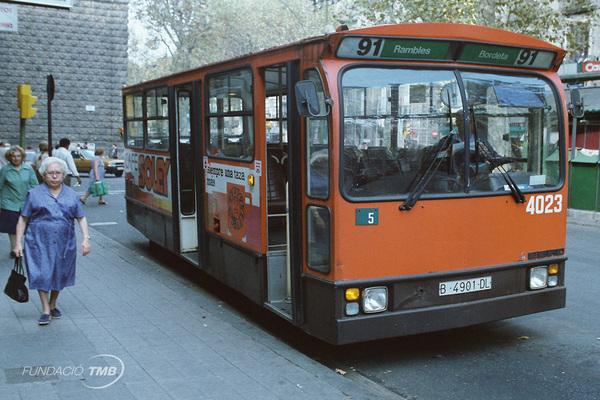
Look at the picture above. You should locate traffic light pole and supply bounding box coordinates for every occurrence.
[19,118,26,148]
[568,88,585,207]
[47,75,55,151]
[47,96,52,151]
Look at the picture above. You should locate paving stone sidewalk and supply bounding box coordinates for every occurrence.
[567,209,600,227]
[0,228,396,400]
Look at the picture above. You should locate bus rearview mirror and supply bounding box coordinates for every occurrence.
[569,88,584,118]
[295,80,321,117]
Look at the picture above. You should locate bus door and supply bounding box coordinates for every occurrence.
[175,84,198,257]
[263,63,301,320]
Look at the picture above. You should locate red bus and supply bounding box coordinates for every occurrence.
[122,23,568,344]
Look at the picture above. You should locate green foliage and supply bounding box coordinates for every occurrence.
[493,0,563,43]
[128,0,332,84]
[332,0,483,26]
[128,0,599,84]
[132,0,211,74]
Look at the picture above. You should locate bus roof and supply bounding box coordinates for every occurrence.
[124,23,565,92]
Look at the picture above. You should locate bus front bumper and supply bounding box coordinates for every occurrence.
[334,287,565,345]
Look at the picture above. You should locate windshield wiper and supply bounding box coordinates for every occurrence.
[477,140,526,203]
[468,106,525,204]
[400,133,456,211]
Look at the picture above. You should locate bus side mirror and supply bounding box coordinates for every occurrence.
[295,80,321,117]
[569,88,584,118]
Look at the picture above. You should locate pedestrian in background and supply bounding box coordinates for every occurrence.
[79,147,107,205]
[110,143,119,159]
[13,157,91,326]
[0,142,10,168]
[34,142,49,183]
[0,145,38,258]
[52,138,81,187]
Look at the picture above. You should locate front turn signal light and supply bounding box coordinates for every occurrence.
[345,288,360,301]
[548,264,559,275]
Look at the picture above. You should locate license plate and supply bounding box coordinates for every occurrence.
[116,167,124,170]
[439,276,492,296]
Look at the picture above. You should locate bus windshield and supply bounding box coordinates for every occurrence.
[341,67,562,200]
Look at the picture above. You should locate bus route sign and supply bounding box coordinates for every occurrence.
[337,37,451,61]
[457,44,555,69]
[336,36,556,70]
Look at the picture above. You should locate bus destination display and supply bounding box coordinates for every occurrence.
[337,37,451,61]
[458,43,555,69]
[336,36,556,69]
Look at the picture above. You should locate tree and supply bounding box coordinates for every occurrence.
[129,0,333,83]
[133,0,212,73]
[208,0,329,62]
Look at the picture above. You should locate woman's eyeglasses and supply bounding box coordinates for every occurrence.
[45,171,63,176]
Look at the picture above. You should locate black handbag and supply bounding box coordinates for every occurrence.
[4,257,29,303]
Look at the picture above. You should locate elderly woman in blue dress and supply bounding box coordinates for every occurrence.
[13,157,91,325]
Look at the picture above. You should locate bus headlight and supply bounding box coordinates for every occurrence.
[529,267,548,290]
[362,287,388,313]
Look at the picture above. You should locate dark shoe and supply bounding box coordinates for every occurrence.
[98,200,107,205]
[50,308,62,319]
[9,251,16,259]
[38,314,50,325]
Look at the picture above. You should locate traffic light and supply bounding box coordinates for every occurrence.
[17,84,38,119]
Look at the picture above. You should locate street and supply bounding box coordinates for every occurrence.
[74,175,146,253]
[82,175,600,400]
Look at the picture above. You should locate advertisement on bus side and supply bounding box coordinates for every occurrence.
[204,159,261,250]
[123,150,172,214]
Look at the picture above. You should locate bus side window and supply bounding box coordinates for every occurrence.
[146,87,170,151]
[207,69,254,161]
[125,93,144,149]
[305,69,329,199]
[307,205,331,273]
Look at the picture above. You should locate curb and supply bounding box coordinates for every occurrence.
[567,209,600,227]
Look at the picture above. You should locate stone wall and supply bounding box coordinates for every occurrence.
[0,0,128,149]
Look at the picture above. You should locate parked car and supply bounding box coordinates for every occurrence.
[71,149,124,177]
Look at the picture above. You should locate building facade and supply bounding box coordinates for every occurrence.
[0,0,128,148]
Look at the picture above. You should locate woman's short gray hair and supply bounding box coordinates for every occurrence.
[39,156,68,176]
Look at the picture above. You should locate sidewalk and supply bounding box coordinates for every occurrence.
[0,229,397,400]
[567,209,600,227]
